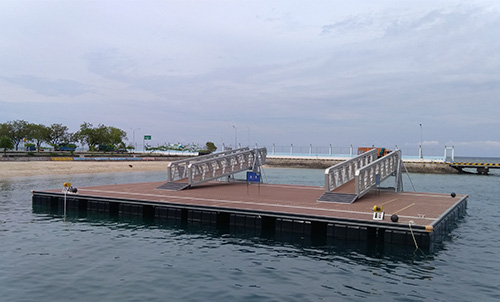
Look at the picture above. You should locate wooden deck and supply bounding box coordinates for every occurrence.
[32,180,468,249]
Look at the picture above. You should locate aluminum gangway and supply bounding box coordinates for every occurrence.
[159,147,267,190]
[319,148,402,203]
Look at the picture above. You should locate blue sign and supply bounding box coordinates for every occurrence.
[247,172,261,183]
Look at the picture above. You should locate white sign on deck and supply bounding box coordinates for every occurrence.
[373,211,385,220]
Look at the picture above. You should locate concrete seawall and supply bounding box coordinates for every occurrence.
[265,157,459,174]
[1,154,458,174]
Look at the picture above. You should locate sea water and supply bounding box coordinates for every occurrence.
[1,167,499,302]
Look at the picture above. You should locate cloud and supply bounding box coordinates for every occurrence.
[321,15,376,36]
[0,76,92,97]
[423,140,440,146]
[448,140,500,148]
[83,49,138,81]
[2,2,500,156]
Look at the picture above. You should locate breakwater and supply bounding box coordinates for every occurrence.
[265,156,459,174]
[0,155,458,174]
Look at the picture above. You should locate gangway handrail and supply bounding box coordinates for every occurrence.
[324,148,378,192]
[187,147,267,186]
[355,149,402,199]
[167,147,250,182]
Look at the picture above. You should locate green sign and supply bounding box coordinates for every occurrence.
[144,135,152,140]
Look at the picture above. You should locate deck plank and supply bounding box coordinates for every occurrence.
[42,180,466,229]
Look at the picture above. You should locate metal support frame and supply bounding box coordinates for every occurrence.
[187,147,266,186]
[355,149,402,199]
[444,146,455,162]
[167,147,250,182]
[167,147,267,188]
[324,148,378,192]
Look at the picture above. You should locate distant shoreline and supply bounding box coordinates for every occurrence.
[0,160,169,178]
[0,155,460,178]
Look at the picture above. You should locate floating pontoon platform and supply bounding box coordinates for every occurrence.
[31,148,467,249]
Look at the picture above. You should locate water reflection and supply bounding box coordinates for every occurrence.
[33,205,434,264]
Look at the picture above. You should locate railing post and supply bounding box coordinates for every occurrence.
[272,143,275,154]
[309,144,312,155]
[329,144,332,155]
[290,144,293,155]
[188,165,193,186]
[395,151,403,192]
[350,145,353,157]
[355,171,361,195]
[325,172,331,192]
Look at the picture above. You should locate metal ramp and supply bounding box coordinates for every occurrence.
[158,147,267,190]
[156,182,190,191]
[317,192,357,203]
[320,148,402,202]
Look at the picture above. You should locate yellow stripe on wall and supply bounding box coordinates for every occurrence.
[51,157,74,161]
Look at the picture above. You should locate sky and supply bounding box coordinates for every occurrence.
[1,0,500,157]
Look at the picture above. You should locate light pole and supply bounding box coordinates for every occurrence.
[419,123,423,159]
[130,128,140,152]
[232,125,237,149]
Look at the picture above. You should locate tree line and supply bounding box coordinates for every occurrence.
[0,120,127,152]
[0,119,218,155]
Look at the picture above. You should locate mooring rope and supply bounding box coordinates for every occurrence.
[403,162,417,192]
[408,220,419,250]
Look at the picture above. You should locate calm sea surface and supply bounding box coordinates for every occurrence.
[1,167,499,302]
